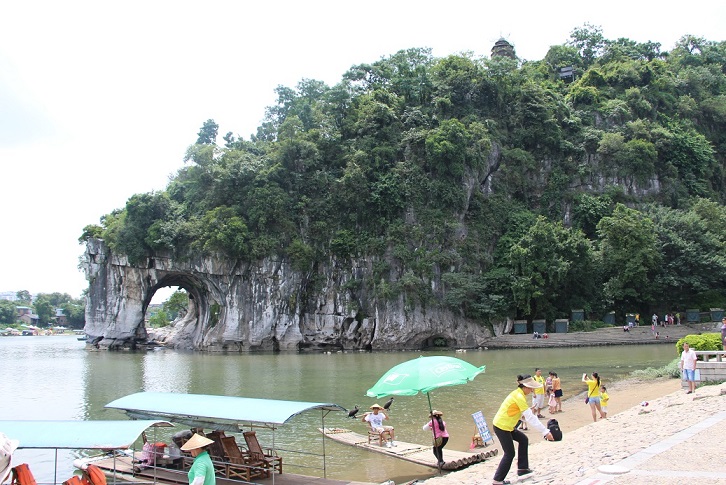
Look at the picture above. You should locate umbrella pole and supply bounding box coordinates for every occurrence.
[426,393,442,474]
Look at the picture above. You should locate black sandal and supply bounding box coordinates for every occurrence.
[518,468,534,476]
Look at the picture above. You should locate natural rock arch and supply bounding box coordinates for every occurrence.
[82,238,497,351]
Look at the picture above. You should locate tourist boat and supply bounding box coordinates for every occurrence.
[96,392,353,484]
[0,420,172,485]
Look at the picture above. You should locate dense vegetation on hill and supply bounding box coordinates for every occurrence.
[81,25,726,325]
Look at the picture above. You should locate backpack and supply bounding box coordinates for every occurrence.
[11,464,37,485]
[546,418,563,441]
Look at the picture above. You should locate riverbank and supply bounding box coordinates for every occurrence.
[416,377,726,484]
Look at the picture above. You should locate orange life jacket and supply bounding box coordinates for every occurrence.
[62,475,86,485]
[82,465,107,485]
[11,464,37,485]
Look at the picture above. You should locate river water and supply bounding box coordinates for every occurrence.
[1,336,678,484]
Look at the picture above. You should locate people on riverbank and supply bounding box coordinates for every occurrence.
[550,372,562,413]
[491,375,554,485]
[582,372,605,422]
[423,410,449,468]
[679,342,698,394]
[531,368,545,418]
[600,386,609,418]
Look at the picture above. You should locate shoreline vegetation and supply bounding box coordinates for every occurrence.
[417,360,724,485]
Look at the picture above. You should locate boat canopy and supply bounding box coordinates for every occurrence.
[0,420,172,449]
[105,392,346,431]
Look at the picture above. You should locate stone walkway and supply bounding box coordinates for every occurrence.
[480,322,716,349]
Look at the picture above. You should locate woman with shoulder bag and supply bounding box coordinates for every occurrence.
[422,410,449,469]
[582,372,605,422]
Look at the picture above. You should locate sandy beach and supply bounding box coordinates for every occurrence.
[417,376,726,485]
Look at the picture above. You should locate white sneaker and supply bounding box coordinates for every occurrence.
[385,442,392,448]
[391,441,397,447]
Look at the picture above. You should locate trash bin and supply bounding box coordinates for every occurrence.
[571,309,584,321]
[686,309,700,323]
[514,320,527,334]
[711,309,724,322]
[626,313,635,324]
[533,320,546,334]
[602,311,615,325]
[555,319,568,333]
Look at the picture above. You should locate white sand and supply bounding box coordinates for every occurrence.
[416,378,726,484]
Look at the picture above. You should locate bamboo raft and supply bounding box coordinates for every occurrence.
[319,428,497,471]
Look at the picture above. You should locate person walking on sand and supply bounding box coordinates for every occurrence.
[582,372,605,421]
[422,410,449,468]
[679,342,698,394]
[491,375,554,485]
[550,372,563,412]
[531,368,546,418]
[600,386,609,418]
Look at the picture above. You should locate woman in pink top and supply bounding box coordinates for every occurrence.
[423,409,450,468]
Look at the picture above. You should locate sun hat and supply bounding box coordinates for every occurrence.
[430,410,443,416]
[180,433,214,451]
[518,376,543,389]
[0,433,20,484]
[370,404,383,410]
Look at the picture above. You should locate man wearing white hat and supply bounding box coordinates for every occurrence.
[180,433,216,485]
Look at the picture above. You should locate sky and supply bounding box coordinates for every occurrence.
[1,1,724,300]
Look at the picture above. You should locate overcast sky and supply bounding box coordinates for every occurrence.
[1,1,724,300]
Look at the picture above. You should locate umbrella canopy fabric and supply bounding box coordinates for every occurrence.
[366,356,485,398]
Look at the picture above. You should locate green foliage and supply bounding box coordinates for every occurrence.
[148,310,170,328]
[598,204,660,316]
[33,298,54,325]
[631,358,681,379]
[0,300,17,325]
[162,291,189,320]
[675,333,723,354]
[82,31,726,324]
[15,290,31,304]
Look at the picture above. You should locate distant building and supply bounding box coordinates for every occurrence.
[55,308,68,326]
[491,38,516,59]
[0,291,16,301]
[17,306,32,317]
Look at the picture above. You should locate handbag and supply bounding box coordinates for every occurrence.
[585,387,594,404]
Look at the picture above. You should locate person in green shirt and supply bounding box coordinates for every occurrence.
[181,433,216,485]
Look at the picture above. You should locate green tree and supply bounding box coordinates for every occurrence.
[162,290,189,320]
[15,290,31,303]
[196,119,219,145]
[33,298,54,325]
[148,310,170,328]
[60,301,85,328]
[0,300,17,324]
[597,204,660,318]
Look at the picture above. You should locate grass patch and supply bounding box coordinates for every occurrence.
[630,358,681,379]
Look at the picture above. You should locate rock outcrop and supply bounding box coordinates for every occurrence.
[82,238,497,351]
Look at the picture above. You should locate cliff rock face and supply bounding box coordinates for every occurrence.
[82,238,496,351]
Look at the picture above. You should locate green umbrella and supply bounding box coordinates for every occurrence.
[365,356,485,469]
[366,355,486,398]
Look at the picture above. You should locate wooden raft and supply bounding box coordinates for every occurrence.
[319,428,497,471]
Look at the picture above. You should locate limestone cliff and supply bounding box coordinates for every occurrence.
[82,238,498,351]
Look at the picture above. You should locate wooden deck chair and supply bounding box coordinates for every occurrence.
[203,431,228,475]
[219,436,267,481]
[242,431,282,474]
[362,413,392,446]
